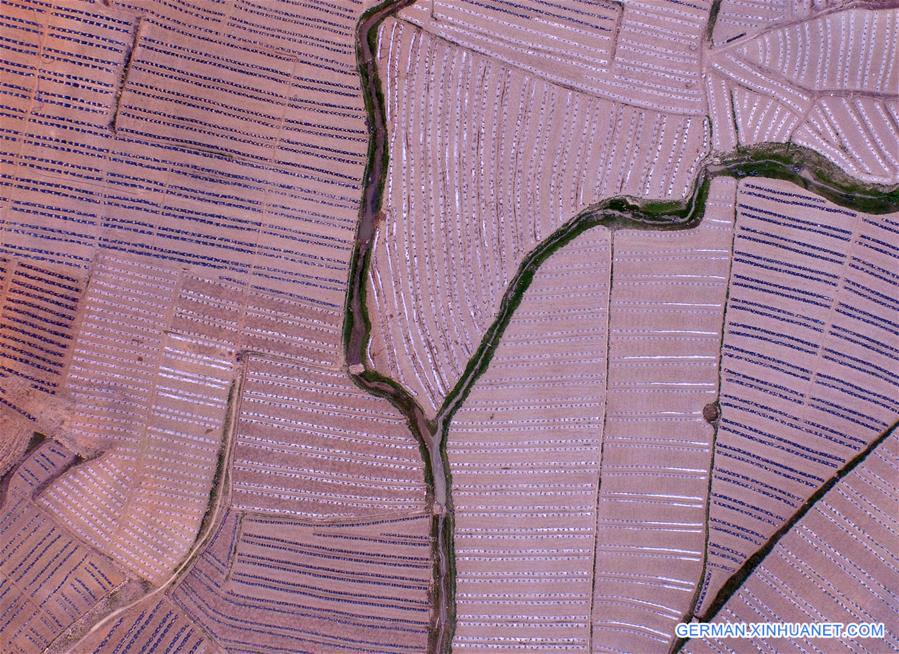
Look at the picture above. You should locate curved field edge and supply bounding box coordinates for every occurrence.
[343,2,899,652]
[670,420,898,653]
[437,140,899,423]
[47,378,241,654]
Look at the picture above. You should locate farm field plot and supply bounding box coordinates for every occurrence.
[438,174,896,654]
[169,511,434,653]
[0,378,71,481]
[443,180,738,653]
[0,0,382,583]
[230,354,427,517]
[0,0,392,628]
[447,227,611,652]
[82,596,219,654]
[711,0,847,46]
[366,15,708,415]
[397,0,710,115]
[0,0,371,305]
[686,429,899,653]
[2,439,76,505]
[0,255,83,470]
[590,179,736,652]
[0,441,130,654]
[169,272,346,369]
[0,257,85,406]
[697,178,899,614]
[31,252,239,585]
[78,510,434,654]
[705,7,899,183]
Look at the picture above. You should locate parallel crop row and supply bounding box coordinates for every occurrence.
[39,254,237,584]
[447,228,611,652]
[0,0,366,306]
[591,178,737,651]
[697,178,899,614]
[687,430,898,652]
[231,355,427,517]
[0,441,128,654]
[366,17,709,415]
[706,8,899,185]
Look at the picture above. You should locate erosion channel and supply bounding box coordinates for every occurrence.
[344,1,899,652]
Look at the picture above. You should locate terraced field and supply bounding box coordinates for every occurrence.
[447,227,611,651]
[590,179,737,651]
[366,14,709,415]
[687,428,899,653]
[697,178,899,616]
